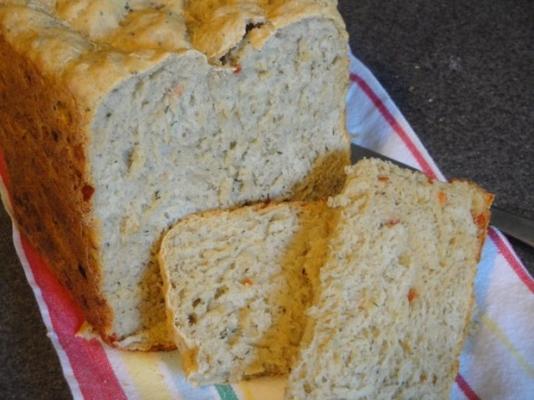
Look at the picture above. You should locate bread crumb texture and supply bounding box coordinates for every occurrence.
[0,0,349,348]
[160,202,335,385]
[286,158,493,400]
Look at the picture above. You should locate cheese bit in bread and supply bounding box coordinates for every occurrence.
[286,158,493,400]
[159,202,335,385]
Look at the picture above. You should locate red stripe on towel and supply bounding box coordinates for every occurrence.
[456,374,481,400]
[349,73,437,179]
[20,235,126,400]
[488,228,534,293]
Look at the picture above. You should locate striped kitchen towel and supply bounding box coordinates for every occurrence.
[0,52,532,400]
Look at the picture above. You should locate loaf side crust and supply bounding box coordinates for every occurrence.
[447,177,494,384]
[0,34,115,340]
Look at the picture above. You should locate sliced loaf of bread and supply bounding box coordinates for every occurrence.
[0,0,349,349]
[159,202,334,385]
[286,159,493,399]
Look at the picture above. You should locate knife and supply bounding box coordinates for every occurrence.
[351,143,534,248]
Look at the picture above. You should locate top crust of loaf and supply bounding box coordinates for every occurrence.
[0,0,346,107]
[286,158,493,400]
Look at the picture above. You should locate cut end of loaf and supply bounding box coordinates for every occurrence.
[286,158,493,400]
[159,202,334,385]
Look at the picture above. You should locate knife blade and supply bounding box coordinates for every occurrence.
[350,143,534,248]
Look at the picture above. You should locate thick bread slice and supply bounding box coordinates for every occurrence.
[0,0,349,349]
[159,202,334,385]
[286,159,493,399]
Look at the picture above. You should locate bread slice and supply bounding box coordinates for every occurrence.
[286,159,493,399]
[0,1,349,348]
[159,202,334,385]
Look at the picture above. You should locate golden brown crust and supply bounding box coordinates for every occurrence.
[450,178,494,261]
[185,0,346,61]
[0,34,115,343]
[448,180,494,386]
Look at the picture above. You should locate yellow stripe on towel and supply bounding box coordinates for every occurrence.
[481,314,534,377]
[119,352,176,400]
[235,377,286,400]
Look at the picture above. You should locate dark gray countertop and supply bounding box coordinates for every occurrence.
[1,1,532,399]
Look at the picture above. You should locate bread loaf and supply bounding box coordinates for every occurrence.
[286,159,493,399]
[159,202,334,384]
[0,0,349,349]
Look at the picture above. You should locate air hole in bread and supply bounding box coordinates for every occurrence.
[219,22,265,67]
[78,264,87,280]
[245,22,263,35]
[51,129,61,142]
[187,314,197,325]
[214,286,228,299]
